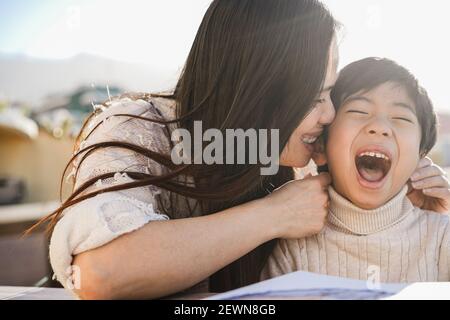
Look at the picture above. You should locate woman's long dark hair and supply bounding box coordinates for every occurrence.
[28,0,337,292]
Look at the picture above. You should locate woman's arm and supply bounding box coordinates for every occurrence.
[74,198,274,299]
[73,174,331,300]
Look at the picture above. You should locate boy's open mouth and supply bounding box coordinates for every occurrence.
[355,151,392,185]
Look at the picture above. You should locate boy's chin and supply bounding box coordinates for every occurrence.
[349,182,404,210]
[338,177,396,210]
[348,193,391,210]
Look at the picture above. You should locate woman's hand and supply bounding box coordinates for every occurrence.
[264,173,331,239]
[407,157,450,213]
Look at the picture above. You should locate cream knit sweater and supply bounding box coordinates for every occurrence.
[260,186,450,283]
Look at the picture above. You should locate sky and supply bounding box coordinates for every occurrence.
[1,0,449,111]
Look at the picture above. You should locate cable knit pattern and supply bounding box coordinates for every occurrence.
[261,186,450,283]
[49,96,206,297]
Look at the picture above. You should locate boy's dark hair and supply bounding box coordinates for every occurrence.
[330,57,438,157]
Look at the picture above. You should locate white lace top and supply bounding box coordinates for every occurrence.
[49,95,206,297]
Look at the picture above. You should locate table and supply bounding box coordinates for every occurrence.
[0,286,74,300]
[4,283,450,300]
[0,286,216,300]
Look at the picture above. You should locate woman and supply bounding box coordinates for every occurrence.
[30,0,449,299]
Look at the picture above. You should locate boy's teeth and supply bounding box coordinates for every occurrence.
[358,151,390,161]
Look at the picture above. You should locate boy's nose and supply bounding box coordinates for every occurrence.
[368,129,390,137]
[365,119,392,137]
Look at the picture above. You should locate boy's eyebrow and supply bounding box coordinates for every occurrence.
[344,96,417,114]
[392,102,416,114]
[343,96,372,105]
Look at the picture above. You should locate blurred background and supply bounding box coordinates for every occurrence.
[0,0,449,287]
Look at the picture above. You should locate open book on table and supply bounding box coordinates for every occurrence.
[207,271,450,300]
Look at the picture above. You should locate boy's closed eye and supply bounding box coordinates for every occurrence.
[392,115,415,124]
[344,106,417,125]
[342,95,418,121]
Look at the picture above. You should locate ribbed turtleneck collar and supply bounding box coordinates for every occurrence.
[327,186,413,235]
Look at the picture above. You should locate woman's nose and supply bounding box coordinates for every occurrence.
[319,100,336,126]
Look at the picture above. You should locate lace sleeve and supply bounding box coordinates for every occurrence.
[49,97,174,292]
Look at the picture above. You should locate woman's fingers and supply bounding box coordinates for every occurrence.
[317,172,332,190]
[407,158,449,212]
[415,156,433,170]
[411,163,447,182]
[423,187,450,200]
[412,175,450,190]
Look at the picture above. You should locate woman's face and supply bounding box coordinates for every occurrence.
[280,40,338,168]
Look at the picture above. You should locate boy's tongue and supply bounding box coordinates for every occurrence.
[358,166,385,182]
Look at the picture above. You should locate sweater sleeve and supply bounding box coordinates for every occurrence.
[438,216,450,281]
[49,97,173,293]
[259,239,296,281]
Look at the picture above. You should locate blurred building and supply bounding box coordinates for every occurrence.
[1,85,122,204]
[430,113,450,169]
[32,85,123,138]
[0,86,122,287]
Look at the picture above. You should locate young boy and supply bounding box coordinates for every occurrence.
[261,57,449,283]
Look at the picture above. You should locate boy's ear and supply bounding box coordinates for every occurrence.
[312,150,327,167]
[312,135,327,167]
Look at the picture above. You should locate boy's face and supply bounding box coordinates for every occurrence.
[326,82,422,209]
